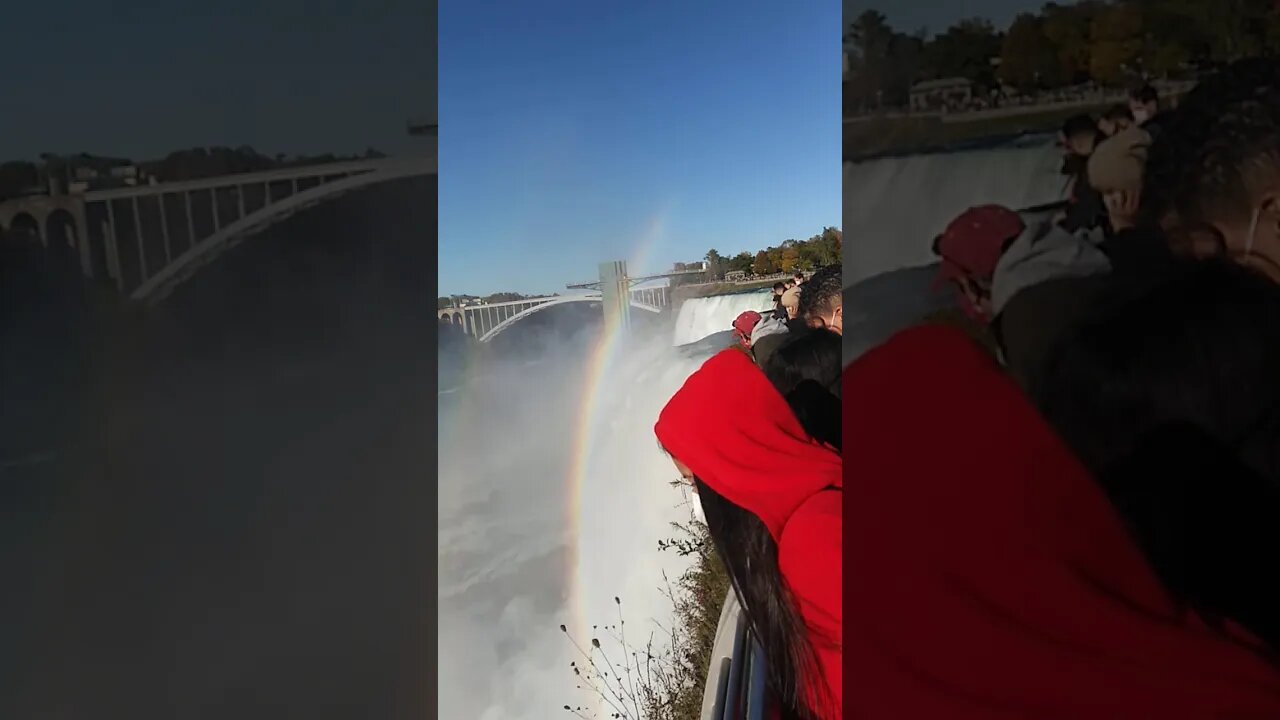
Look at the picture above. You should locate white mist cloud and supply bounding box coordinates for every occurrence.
[438,321,709,719]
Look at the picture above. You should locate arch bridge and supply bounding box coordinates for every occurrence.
[437,284,670,343]
[0,153,437,304]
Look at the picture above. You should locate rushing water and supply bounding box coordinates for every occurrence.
[844,136,1067,284]
[670,289,774,346]
[436,289,757,719]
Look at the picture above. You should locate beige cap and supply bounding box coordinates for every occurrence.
[1088,126,1152,194]
[781,286,802,311]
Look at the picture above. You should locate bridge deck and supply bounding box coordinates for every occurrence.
[85,154,436,201]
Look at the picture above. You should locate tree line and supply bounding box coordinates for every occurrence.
[439,227,841,309]
[694,226,842,282]
[846,0,1280,112]
[437,292,557,310]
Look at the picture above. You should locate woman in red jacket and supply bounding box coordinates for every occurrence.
[843,324,1280,718]
[655,348,841,719]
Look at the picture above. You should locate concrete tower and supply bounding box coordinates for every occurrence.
[598,260,631,336]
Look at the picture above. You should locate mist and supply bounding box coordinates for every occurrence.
[438,308,712,719]
[0,177,436,718]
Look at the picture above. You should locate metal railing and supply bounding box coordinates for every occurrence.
[701,590,769,720]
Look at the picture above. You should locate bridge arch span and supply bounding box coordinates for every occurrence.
[478,295,659,344]
[45,208,77,246]
[5,212,41,242]
[129,156,435,304]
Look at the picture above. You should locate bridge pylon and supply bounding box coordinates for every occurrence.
[599,260,631,336]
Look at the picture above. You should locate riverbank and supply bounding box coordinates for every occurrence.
[845,103,1110,162]
[846,86,1194,162]
[672,278,778,304]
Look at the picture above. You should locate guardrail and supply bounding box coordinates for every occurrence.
[701,590,769,720]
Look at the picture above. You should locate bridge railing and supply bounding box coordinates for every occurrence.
[438,286,672,342]
[85,157,428,202]
[91,156,436,300]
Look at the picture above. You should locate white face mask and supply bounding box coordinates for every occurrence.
[1133,109,1150,125]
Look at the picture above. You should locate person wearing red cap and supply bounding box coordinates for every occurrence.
[731,310,763,350]
[655,349,841,718]
[932,204,1027,323]
[843,324,1280,718]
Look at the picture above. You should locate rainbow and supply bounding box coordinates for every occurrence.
[441,206,674,666]
[563,207,670,645]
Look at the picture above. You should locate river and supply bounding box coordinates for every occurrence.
[0,176,436,718]
[436,290,752,719]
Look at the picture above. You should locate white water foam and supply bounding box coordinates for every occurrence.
[671,290,774,346]
[844,137,1067,284]
[437,325,709,720]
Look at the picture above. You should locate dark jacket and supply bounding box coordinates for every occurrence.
[990,220,1112,391]
[749,333,784,368]
[1098,225,1175,275]
[1061,167,1108,234]
[995,225,1175,392]
[995,273,1112,393]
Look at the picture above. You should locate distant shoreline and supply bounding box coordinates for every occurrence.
[672,279,779,304]
[845,86,1192,163]
[845,102,1109,163]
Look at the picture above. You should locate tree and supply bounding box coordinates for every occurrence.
[1089,2,1145,85]
[923,18,1003,90]
[767,247,785,274]
[438,296,454,309]
[729,252,754,274]
[1000,13,1062,90]
[1042,1,1101,85]
[779,247,801,273]
[0,161,39,200]
[704,249,725,282]
[485,292,526,304]
[1165,0,1272,64]
[752,250,776,275]
[846,10,896,110]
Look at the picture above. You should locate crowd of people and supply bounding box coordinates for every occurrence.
[843,57,1280,716]
[656,264,843,718]
[646,57,1280,719]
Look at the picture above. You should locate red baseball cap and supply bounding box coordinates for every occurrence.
[732,311,763,339]
[932,205,1025,289]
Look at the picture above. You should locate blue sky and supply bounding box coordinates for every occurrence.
[0,0,435,162]
[439,1,840,297]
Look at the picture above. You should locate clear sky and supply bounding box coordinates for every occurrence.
[439,1,840,298]
[0,0,435,162]
[844,0,1045,36]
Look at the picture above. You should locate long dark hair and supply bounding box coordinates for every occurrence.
[694,478,829,718]
[763,328,842,398]
[763,330,842,450]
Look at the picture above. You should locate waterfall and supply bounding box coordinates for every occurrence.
[671,290,775,346]
[844,136,1068,284]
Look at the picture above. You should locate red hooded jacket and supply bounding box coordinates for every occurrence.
[843,325,1280,718]
[655,348,842,717]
